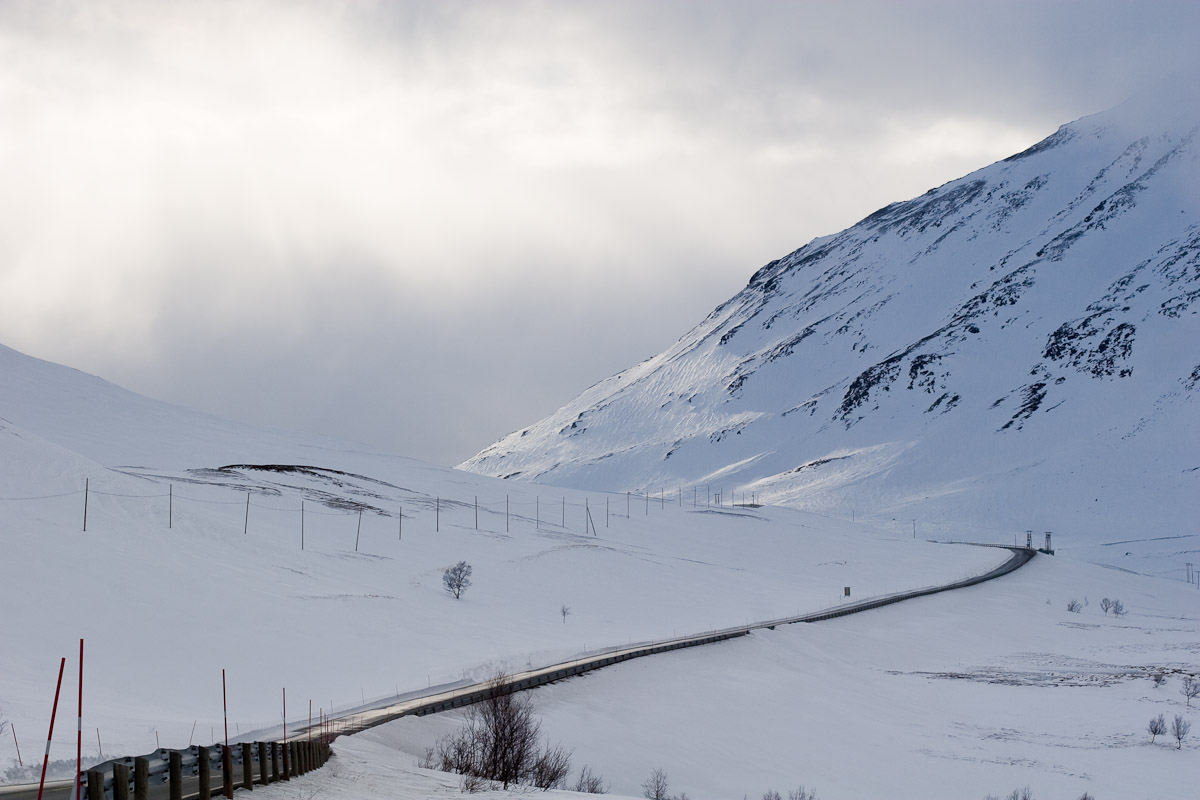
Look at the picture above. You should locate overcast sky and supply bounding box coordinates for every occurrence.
[1,0,1197,466]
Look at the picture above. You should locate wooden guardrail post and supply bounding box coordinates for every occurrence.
[87,769,105,800]
[221,744,234,798]
[169,749,183,800]
[270,741,279,783]
[258,741,269,785]
[241,743,253,790]
[113,762,131,800]
[134,756,150,800]
[197,745,211,800]
[281,741,290,780]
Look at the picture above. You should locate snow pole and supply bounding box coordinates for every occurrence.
[355,510,361,552]
[222,669,229,747]
[244,492,250,535]
[96,729,101,757]
[189,721,196,747]
[12,723,21,765]
[74,639,82,800]
[36,657,66,800]
[169,484,173,529]
[82,479,88,532]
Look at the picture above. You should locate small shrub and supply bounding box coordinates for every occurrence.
[1171,714,1191,749]
[443,561,473,599]
[1099,597,1113,615]
[1151,672,1167,688]
[573,764,608,794]
[1066,599,1082,613]
[1149,713,1167,743]
[1111,598,1126,616]
[642,768,670,800]
[1181,676,1199,707]
[788,788,817,800]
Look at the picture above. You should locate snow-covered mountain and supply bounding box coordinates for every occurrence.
[462,80,1200,554]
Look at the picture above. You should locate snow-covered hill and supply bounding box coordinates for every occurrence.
[0,337,1005,787]
[462,80,1200,573]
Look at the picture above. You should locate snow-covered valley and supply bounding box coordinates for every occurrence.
[2,79,1198,800]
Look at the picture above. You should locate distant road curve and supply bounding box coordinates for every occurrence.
[338,545,1036,732]
[1,545,1035,800]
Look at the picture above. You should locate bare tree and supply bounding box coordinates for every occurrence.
[788,787,818,800]
[529,741,572,789]
[573,764,608,794]
[1005,788,1034,800]
[1152,671,1167,688]
[762,791,782,800]
[561,605,571,624]
[1066,599,1082,613]
[1148,713,1167,743]
[642,768,670,800]
[427,671,571,789]
[1171,714,1191,749]
[443,561,473,599]
[1181,676,1199,707]
[1099,597,1113,615]
[1111,598,1126,616]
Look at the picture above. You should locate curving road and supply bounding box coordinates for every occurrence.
[2,545,1035,800]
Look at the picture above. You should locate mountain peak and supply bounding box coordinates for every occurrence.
[462,88,1200,544]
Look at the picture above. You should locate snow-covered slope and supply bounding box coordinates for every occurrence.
[0,337,1003,785]
[462,80,1200,569]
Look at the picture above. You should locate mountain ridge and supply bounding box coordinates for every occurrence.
[461,82,1200,552]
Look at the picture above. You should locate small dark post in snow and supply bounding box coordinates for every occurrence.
[844,586,851,597]
[300,502,304,550]
[912,519,916,538]
[169,750,183,800]
[112,762,131,800]
[241,743,253,790]
[169,484,173,529]
[244,493,250,535]
[258,741,269,785]
[134,756,150,800]
[398,507,402,541]
[83,478,89,531]
[436,497,440,532]
[197,746,210,799]
[355,509,362,552]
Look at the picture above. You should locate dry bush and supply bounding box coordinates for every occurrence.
[573,764,608,793]
[427,671,572,789]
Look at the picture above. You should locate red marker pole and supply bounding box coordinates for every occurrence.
[75,639,83,800]
[37,657,66,800]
